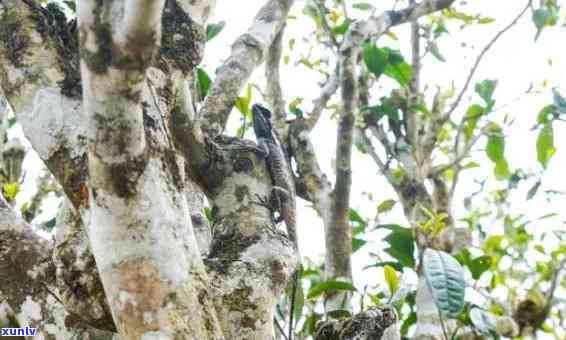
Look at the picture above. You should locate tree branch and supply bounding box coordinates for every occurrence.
[342,0,456,51]
[305,66,340,131]
[441,0,531,121]
[265,25,287,135]
[200,0,295,137]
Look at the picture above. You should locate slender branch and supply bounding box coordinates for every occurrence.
[407,0,420,147]
[544,257,566,311]
[305,66,340,131]
[429,129,484,177]
[325,31,358,282]
[200,0,295,137]
[315,0,340,49]
[265,25,287,135]
[342,0,456,52]
[274,316,289,340]
[358,128,396,184]
[442,0,532,121]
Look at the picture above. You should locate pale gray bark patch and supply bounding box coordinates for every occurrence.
[53,200,115,332]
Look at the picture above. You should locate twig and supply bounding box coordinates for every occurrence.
[315,0,340,49]
[274,316,289,340]
[443,0,532,121]
[305,66,340,130]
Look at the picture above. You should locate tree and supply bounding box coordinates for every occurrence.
[1,0,565,340]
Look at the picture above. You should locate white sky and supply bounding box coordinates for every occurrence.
[9,0,565,336]
[203,0,566,275]
[202,2,566,334]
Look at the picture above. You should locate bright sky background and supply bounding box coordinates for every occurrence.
[8,0,565,337]
[201,0,565,272]
[202,1,566,330]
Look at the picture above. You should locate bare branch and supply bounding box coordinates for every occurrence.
[342,0,456,51]
[305,66,340,131]
[200,0,295,137]
[265,25,287,134]
[441,0,531,121]
[429,129,484,177]
[407,0,420,147]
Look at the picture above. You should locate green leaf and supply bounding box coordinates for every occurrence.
[352,2,373,11]
[469,256,492,280]
[429,42,446,62]
[196,68,212,100]
[332,19,352,35]
[43,217,57,231]
[553,88,566,115]
[63,0,76,13]
[378,224,416,268]
[384,265,400,295]
[352,238,367,253]
[486,133,505,163]
[349,208,366,227]
[537,104,555,124]
[485,127,511,179]
[2,182,19,201]
[235,85,253,117]
[363,43,387,78]
[475,79,497,110]
[291,279,304,325]
[383,49,412,86]
[526,180,541,200]
[464,104,484,141]
[377,199,396,214]
[537,122,555,168]
[533,8,550,40]
[384,62,412,87]
[206,21,226,41]
[203,207,213,223]
[307,280,356,299]
[494,160,510,180]
[422,249,466,318]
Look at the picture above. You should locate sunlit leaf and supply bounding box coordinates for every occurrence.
[307,280,356,299]
[363,43,387,78]
[384,265,400,295]
[352,3,373,11]
[2,182,19,201]
[377,199,396,214]
[537,122,555,168]
[206,21,226,41]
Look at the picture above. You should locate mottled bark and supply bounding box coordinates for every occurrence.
[314,307,399,340]
[1,0,300,339]
[0,193,116,340]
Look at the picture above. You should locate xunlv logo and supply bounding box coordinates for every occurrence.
[1,326,37,336]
